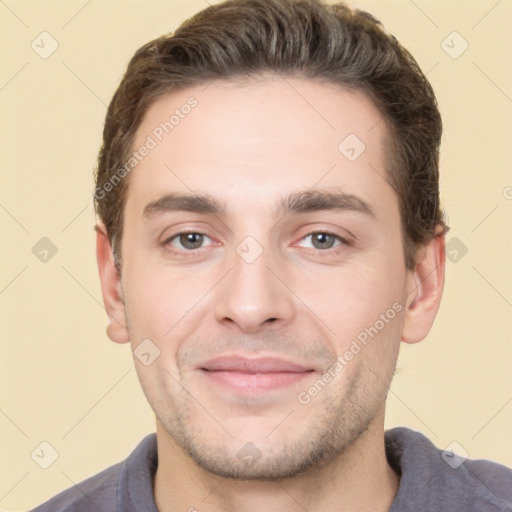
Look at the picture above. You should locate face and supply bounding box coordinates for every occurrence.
[109,75,422,479]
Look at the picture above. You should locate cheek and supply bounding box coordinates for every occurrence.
[295,262,405,350]
[122,262,217,341]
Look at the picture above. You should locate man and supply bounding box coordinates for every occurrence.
[33,0,512,510]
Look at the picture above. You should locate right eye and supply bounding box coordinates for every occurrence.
[164,232,214,251]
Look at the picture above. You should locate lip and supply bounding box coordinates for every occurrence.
[197,355,314,393]
[198,355,312,373]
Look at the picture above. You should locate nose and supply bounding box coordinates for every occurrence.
[214,246,296,333]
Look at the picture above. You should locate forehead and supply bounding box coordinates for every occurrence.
[127,75,396,217]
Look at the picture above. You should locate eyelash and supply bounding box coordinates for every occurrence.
[162,230,350,254]
[298,231,350,252]
[162,232,215,252]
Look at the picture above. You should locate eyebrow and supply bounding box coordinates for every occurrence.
[279,189,376,218]
[142,193,226,218]
[142,189,375,220]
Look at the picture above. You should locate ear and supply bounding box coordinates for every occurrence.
[402,232,445,344]
[95,222,130,344]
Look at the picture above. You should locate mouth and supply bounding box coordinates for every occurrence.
[197,355,315,393]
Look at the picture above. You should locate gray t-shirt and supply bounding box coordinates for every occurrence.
[31,427,512,511]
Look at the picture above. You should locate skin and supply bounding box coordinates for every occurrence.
[97,74,445,512]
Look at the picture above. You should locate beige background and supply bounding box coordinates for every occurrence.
[1,0,511,510]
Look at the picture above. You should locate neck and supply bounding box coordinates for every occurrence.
[153,408,399,512]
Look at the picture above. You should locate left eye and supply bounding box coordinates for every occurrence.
[299,232,345,250]
[166,232,213,250]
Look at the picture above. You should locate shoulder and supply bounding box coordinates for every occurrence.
[30,462,121,512]
[31,433,158,512]
[386,427,512,512]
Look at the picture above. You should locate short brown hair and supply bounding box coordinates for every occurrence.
[94,0,448,270]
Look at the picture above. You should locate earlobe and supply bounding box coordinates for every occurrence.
[95,223,130,344]
[401,233,446,344]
